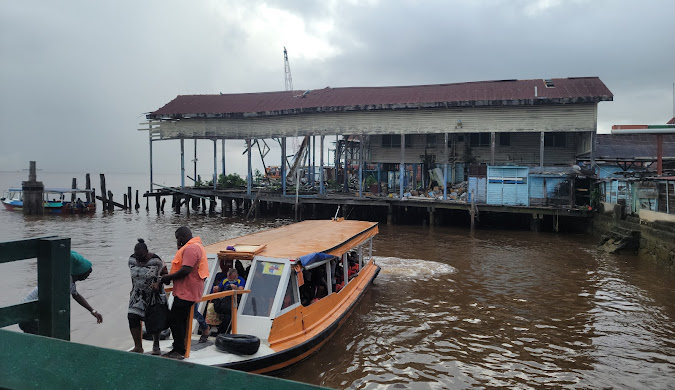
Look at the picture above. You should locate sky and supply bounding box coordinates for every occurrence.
[1,0,674,179]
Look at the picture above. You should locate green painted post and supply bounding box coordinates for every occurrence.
[37,237,71,340]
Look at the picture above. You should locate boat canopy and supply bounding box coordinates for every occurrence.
[297,252,334,267]
[7,187,94,193]
[204,220,378,260]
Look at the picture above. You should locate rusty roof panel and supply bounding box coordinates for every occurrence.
[149,77,613,119]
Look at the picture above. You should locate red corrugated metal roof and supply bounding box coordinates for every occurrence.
[668,117,675,125]
[149,77,613,119]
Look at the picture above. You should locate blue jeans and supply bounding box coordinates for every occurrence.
[194,305,208,331]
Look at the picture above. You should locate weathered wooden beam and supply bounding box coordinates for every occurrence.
[95,195,125,210]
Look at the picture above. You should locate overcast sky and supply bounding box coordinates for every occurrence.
[1,0,673,179]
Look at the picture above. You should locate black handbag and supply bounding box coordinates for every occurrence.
[145,292,169,334]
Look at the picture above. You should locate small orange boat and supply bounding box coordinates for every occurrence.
[150,219,380,373]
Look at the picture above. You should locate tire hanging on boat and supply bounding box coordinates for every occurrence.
[215,334,260,355]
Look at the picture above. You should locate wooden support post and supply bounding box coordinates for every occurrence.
[429,207,435,226]
[186,196,191,216]
[377,163,381,195]
[470,191,476,230]
[320,135,325,195]
[221,139,226,177]
[358,134,363,198]
[155,196,161,214]
[71,178,77,202]
[193,139,198,184]
[201,198,206,213]
[387,204,393,225]
[107,191,114,212]
[180,139,185,189]
[400,133,405,199]
[149,127,154,192]
[412,163,416,190]
[311,135,316,187]
[657,134,664,175]
[100,175,107,209]
[490,132,496,166]
[161,198,166,212]
[127,187,132,210]
[231,293,238,334]
[135,190,140,209]
[444,133,449,200]
[213,139,218,190]
[281,137,287,196]
[123,194,128,209]
[85,174,91,203]
[540,131,545,167]
[184,304,194,358]
[145,191,149,211]
[246,139,252,196]
[343,138,349,193]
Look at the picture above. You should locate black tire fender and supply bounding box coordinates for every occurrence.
[215,334,261,355]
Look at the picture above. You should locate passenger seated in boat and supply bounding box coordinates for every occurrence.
[212,268,245,293]
[76,198,84,209]
[347,253,360,280]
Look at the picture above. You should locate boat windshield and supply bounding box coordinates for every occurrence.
[242,261,285,317]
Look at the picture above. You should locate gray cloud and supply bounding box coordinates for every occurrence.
[1,0,673,178]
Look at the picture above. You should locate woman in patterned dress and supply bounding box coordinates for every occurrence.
[128,238,167,354]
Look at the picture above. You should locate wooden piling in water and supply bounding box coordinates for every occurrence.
[127,187,132,209]
[201,198,206,214]
[135,190,140,210]
[100,174,108,210]
[161,198,166,212]
[145,191,149,211]
[107,191,114,212]
[155,195,161,214]
[123,194,128,209]
[71,178,77,202]
[85,174,91,203]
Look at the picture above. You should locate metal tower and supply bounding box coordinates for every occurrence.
[284,47,293,92]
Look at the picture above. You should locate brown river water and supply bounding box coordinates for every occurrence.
[1,172,674,389]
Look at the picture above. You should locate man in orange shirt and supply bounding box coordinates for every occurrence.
[161,226,209,359]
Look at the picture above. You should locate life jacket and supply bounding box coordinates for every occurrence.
[170,236,210,279]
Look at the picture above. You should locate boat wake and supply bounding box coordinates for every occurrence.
[373,256,456,279]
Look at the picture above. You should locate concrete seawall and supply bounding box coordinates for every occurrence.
[591,204,675,268]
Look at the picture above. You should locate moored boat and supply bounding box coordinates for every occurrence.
[1,188,96,214]
[148,219,380,373]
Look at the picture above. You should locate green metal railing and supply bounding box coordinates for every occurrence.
[0,330,327,390]
[0,236,329,389]
[0,235,71,339]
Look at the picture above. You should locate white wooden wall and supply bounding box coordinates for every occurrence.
[152,104,598,140]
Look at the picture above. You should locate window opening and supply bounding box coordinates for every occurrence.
[544,133,567,147]
[242,261,284,317]
[382,134,413,148]
[499,133,511,147]
[470,133,490,147]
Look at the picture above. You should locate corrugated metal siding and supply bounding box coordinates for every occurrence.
[598,165,628,179]
[486,166,529,206]
[454,163,465,183]
[468,177,487,203]
[155,104,598,140]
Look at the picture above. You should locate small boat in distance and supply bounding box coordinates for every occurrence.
[1,187,96,214]
[150,219,380,374]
